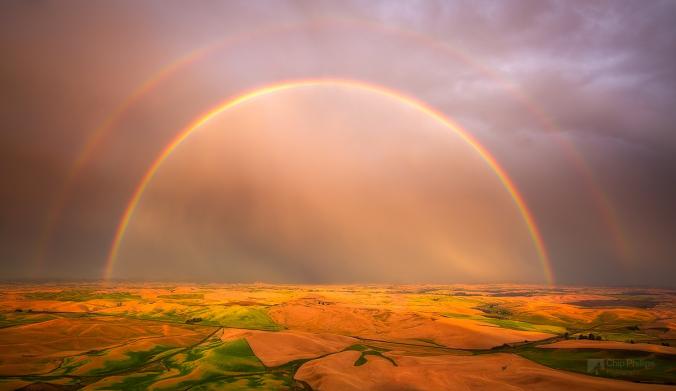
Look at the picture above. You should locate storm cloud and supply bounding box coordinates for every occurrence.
[1,0,675,286]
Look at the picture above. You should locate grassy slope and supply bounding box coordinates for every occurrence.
[517,347,675,385]
[0,312,58,328]
[123,305,281,330]
[24,290,141,302]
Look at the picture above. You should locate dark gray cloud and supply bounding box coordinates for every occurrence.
[1,0,675,286]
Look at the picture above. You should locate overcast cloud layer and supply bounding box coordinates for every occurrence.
[1,0,675,286]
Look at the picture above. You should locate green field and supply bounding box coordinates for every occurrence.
[118,304,281,330]
[157,293,205,300]
[24,290,141,302]
[518,348,675,385]
[0,312,58,328]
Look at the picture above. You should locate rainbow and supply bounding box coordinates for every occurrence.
[38,18,625,277]
[30,46,214,272]
[31,22,301,272]
[104,78,555,284]
[383,23,630,260]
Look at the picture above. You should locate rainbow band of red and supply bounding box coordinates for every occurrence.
[104,79,554,284]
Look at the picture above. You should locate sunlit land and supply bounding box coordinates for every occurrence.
[1,2,675,390]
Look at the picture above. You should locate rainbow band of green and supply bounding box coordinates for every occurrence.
[104,78,554,284]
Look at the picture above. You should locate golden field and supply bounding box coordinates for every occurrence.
[0,284,673,390]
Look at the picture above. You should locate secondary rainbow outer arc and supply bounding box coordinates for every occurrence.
[32,21,303,272]
[104,79,554,285]
[30,46,214,273]
[385,24,630,260]
[39,18,626,274]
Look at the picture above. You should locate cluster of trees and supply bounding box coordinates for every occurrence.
[563,332,602,340]
[579,333,603,340]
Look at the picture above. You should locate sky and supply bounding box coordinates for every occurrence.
[1,0,675,286]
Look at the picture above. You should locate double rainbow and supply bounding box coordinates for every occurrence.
[35,19,627,283]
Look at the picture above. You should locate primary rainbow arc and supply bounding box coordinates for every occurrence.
[104,78,554,285]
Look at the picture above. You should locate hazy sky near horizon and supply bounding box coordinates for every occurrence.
[1,0,675,286]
